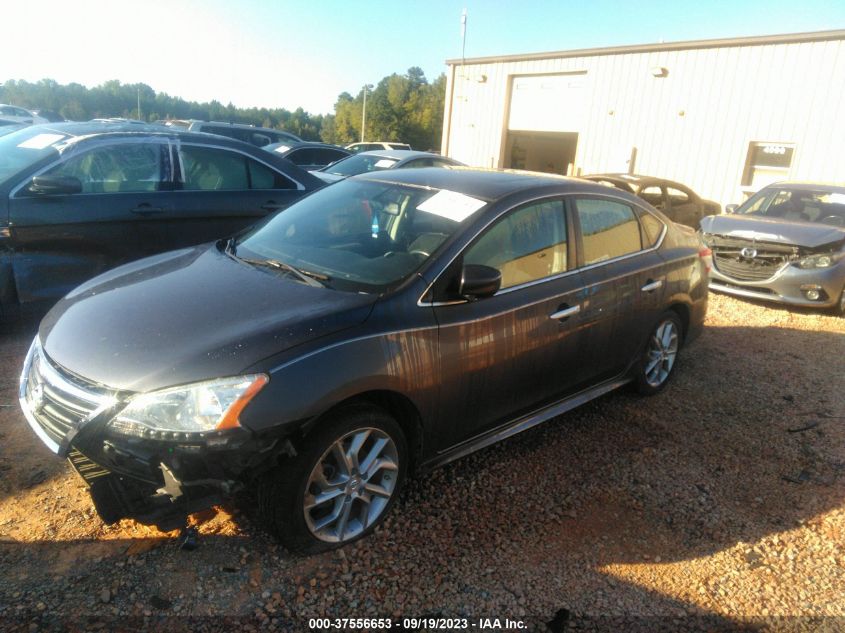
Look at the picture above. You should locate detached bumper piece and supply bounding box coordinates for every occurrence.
[70,448,225,531]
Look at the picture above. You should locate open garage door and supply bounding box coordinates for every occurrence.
[504,73,585,175]
[504,131,578,175]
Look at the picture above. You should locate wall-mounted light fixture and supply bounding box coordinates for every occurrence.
[650,66,669,78]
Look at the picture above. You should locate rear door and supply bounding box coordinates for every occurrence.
[8,138,171,302]
[571,196,667,379]
[168,142,307,247]
[432,198,586,448]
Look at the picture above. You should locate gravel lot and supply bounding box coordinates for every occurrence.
[0,292,843,632]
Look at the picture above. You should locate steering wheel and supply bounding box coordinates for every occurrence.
[409,249,430,258]
[820,215,844,227]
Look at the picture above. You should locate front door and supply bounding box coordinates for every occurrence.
[432,198,586,449]
[8,139,171,303]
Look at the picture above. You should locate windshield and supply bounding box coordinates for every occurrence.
[737,188,845,225]
[322,153,399,177]
[236,178,487,293]
[0,126,67,188]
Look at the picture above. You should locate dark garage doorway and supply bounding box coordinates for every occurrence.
[504,131,578,176]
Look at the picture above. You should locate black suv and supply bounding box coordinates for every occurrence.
[20,168,709,552]
[0,121,323,311]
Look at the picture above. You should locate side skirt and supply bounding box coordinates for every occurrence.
[420,376,632,473]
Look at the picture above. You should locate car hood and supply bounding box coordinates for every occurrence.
[700,214,845,249]
[39,245,377,393]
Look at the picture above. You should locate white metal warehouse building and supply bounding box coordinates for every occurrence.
[441,30,845,207]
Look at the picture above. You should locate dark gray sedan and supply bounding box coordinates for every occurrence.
[20,169,709,552]
[0,121,323,312]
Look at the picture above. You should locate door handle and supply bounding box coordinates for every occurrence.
[130,204,165,216]
[641,279,664,293]
[260,201,284,212]
[549,304,581,320]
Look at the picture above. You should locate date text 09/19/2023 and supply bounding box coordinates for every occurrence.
[307,617,527,630]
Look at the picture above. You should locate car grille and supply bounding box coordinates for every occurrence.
[710,238,793,282]
[21,343,114,451]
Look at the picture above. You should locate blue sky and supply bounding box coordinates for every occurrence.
[2,0,843,114]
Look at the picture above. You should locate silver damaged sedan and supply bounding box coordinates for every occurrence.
[700,182,845,315]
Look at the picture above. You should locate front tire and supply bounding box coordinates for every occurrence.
[635,311,682,396]
[832,286,845,317]
[257,405,407,553]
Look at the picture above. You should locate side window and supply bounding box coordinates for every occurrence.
[286,148,319,167]
[638,210,665,248]
[248,158,296,190]
[400,159,430,169]
[317,149,348,165]
[638,185,665,210]
[179,146,248,190]
[45,142,164,194]
[464,200,567,289]
[667,186,690,205]
[432,159,455,168]
[575,198,642,265]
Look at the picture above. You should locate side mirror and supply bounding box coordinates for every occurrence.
[725,204,738,214]
[28,175,82,195]
[459,264,501,300]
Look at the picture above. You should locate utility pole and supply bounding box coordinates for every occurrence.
[360,84,369,143]
[137,88,141,122]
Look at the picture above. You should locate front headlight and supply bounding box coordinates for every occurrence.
[796,253,838,269]
[109,374,268,438]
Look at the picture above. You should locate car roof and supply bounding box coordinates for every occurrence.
[353,149,446,160]
[354,167,633,203]
[269,141,348,151]
[17,121,290,150]
[765,181,845,194]
[585,173,680,188]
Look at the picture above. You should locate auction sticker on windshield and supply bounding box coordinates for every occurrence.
[416,189,486,223]
[375,159,398,168]
[18,133,65,150]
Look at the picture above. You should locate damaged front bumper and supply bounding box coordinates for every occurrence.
[702,233,845,308]
[709,262,844,308]
[19,338,290,530]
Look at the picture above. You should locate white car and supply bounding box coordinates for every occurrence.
[345,141,411,153]
[0,104,47,125]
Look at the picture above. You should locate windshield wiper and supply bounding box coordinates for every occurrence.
[221,238,329,287]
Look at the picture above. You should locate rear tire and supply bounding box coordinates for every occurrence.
[635,311,683,396]
[257,405,407,554]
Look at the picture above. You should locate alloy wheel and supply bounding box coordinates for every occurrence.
[303,427,399,543]
[644,319,679,388]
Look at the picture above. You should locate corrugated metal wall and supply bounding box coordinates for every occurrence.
[442,35,845,207]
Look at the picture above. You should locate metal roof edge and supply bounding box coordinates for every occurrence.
[445,29,845,66]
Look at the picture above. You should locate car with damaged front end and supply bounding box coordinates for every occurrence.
[701,182,845,314]
[20,168,709,552]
